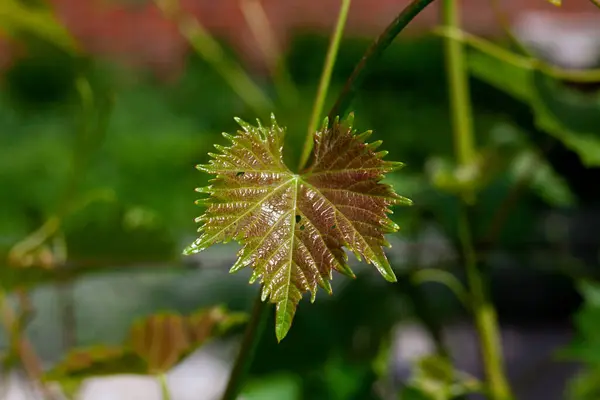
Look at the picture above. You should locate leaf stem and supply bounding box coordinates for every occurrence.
[459,210,512,400]
[442,0,512,398]
[327,0,437,123]
[220,0,438,396]
[220,291,270,400]
[159,374,171,400]
[411,268,470,309]
[298,0,352,170]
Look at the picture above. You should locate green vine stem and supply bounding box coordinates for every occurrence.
[298,0,352,170]
[412,269,470,308]
[221,291,270,400]
[159,374,171,400]
[434,27,600,83]
[327,0,437,123]
[221,0,439,396]
[441,0,512,398]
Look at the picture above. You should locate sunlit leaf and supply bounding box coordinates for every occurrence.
[184,114,411,341]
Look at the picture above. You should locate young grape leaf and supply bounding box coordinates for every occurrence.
[129,313,191,374]
[184,114,411,341]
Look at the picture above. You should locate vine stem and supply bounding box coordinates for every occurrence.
[442,0,512,398]
[434,27,600,84]
[159,374,171,400]
[327,0,437,123]
[298,0,352,170]
[220,291,270,400]
[222,0,437,397]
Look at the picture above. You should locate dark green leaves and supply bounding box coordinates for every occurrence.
[468,47,600,167]
[185,114,411,341]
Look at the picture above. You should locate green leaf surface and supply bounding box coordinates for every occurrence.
[185,114,411,341]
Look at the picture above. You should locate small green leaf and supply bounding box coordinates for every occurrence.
[185,114,410,341]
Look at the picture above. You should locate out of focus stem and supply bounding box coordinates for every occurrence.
[159,374,171,400]
[221,292,269,400]
[442,0,512,398]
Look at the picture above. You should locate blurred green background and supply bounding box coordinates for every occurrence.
[3,1,600,399]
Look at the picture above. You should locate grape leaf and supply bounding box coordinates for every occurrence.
[184,114,411,341]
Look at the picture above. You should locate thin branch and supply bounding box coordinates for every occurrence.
[441,0,512,397]
[299,0,352,170]
[327,0,437,123]
[434,26,600,83]
[220,291,270,400]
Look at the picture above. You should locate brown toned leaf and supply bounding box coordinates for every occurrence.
[184,114,411,341]
[44,307,246,385]
[128,313,191,374]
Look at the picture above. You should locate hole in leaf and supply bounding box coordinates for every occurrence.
[295,215,301,223]
[300,225,305,231]
[331,224,336,230]
[236,171,245,177]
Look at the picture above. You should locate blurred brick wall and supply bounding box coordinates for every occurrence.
[4,0,600,78]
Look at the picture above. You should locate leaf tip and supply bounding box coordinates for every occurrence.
[275,319,291,343]
[345,112,355,127]
[229,259,246,274]
[320,116,329,131]
[234,117,253,132]
[270,112,278,127]
[379,265,398,283]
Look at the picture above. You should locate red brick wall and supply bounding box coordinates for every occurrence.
[5,0,600,78]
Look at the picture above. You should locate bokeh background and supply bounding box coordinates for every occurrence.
[2,0,600,399]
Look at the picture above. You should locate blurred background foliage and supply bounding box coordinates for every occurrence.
[2,0,600,399]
